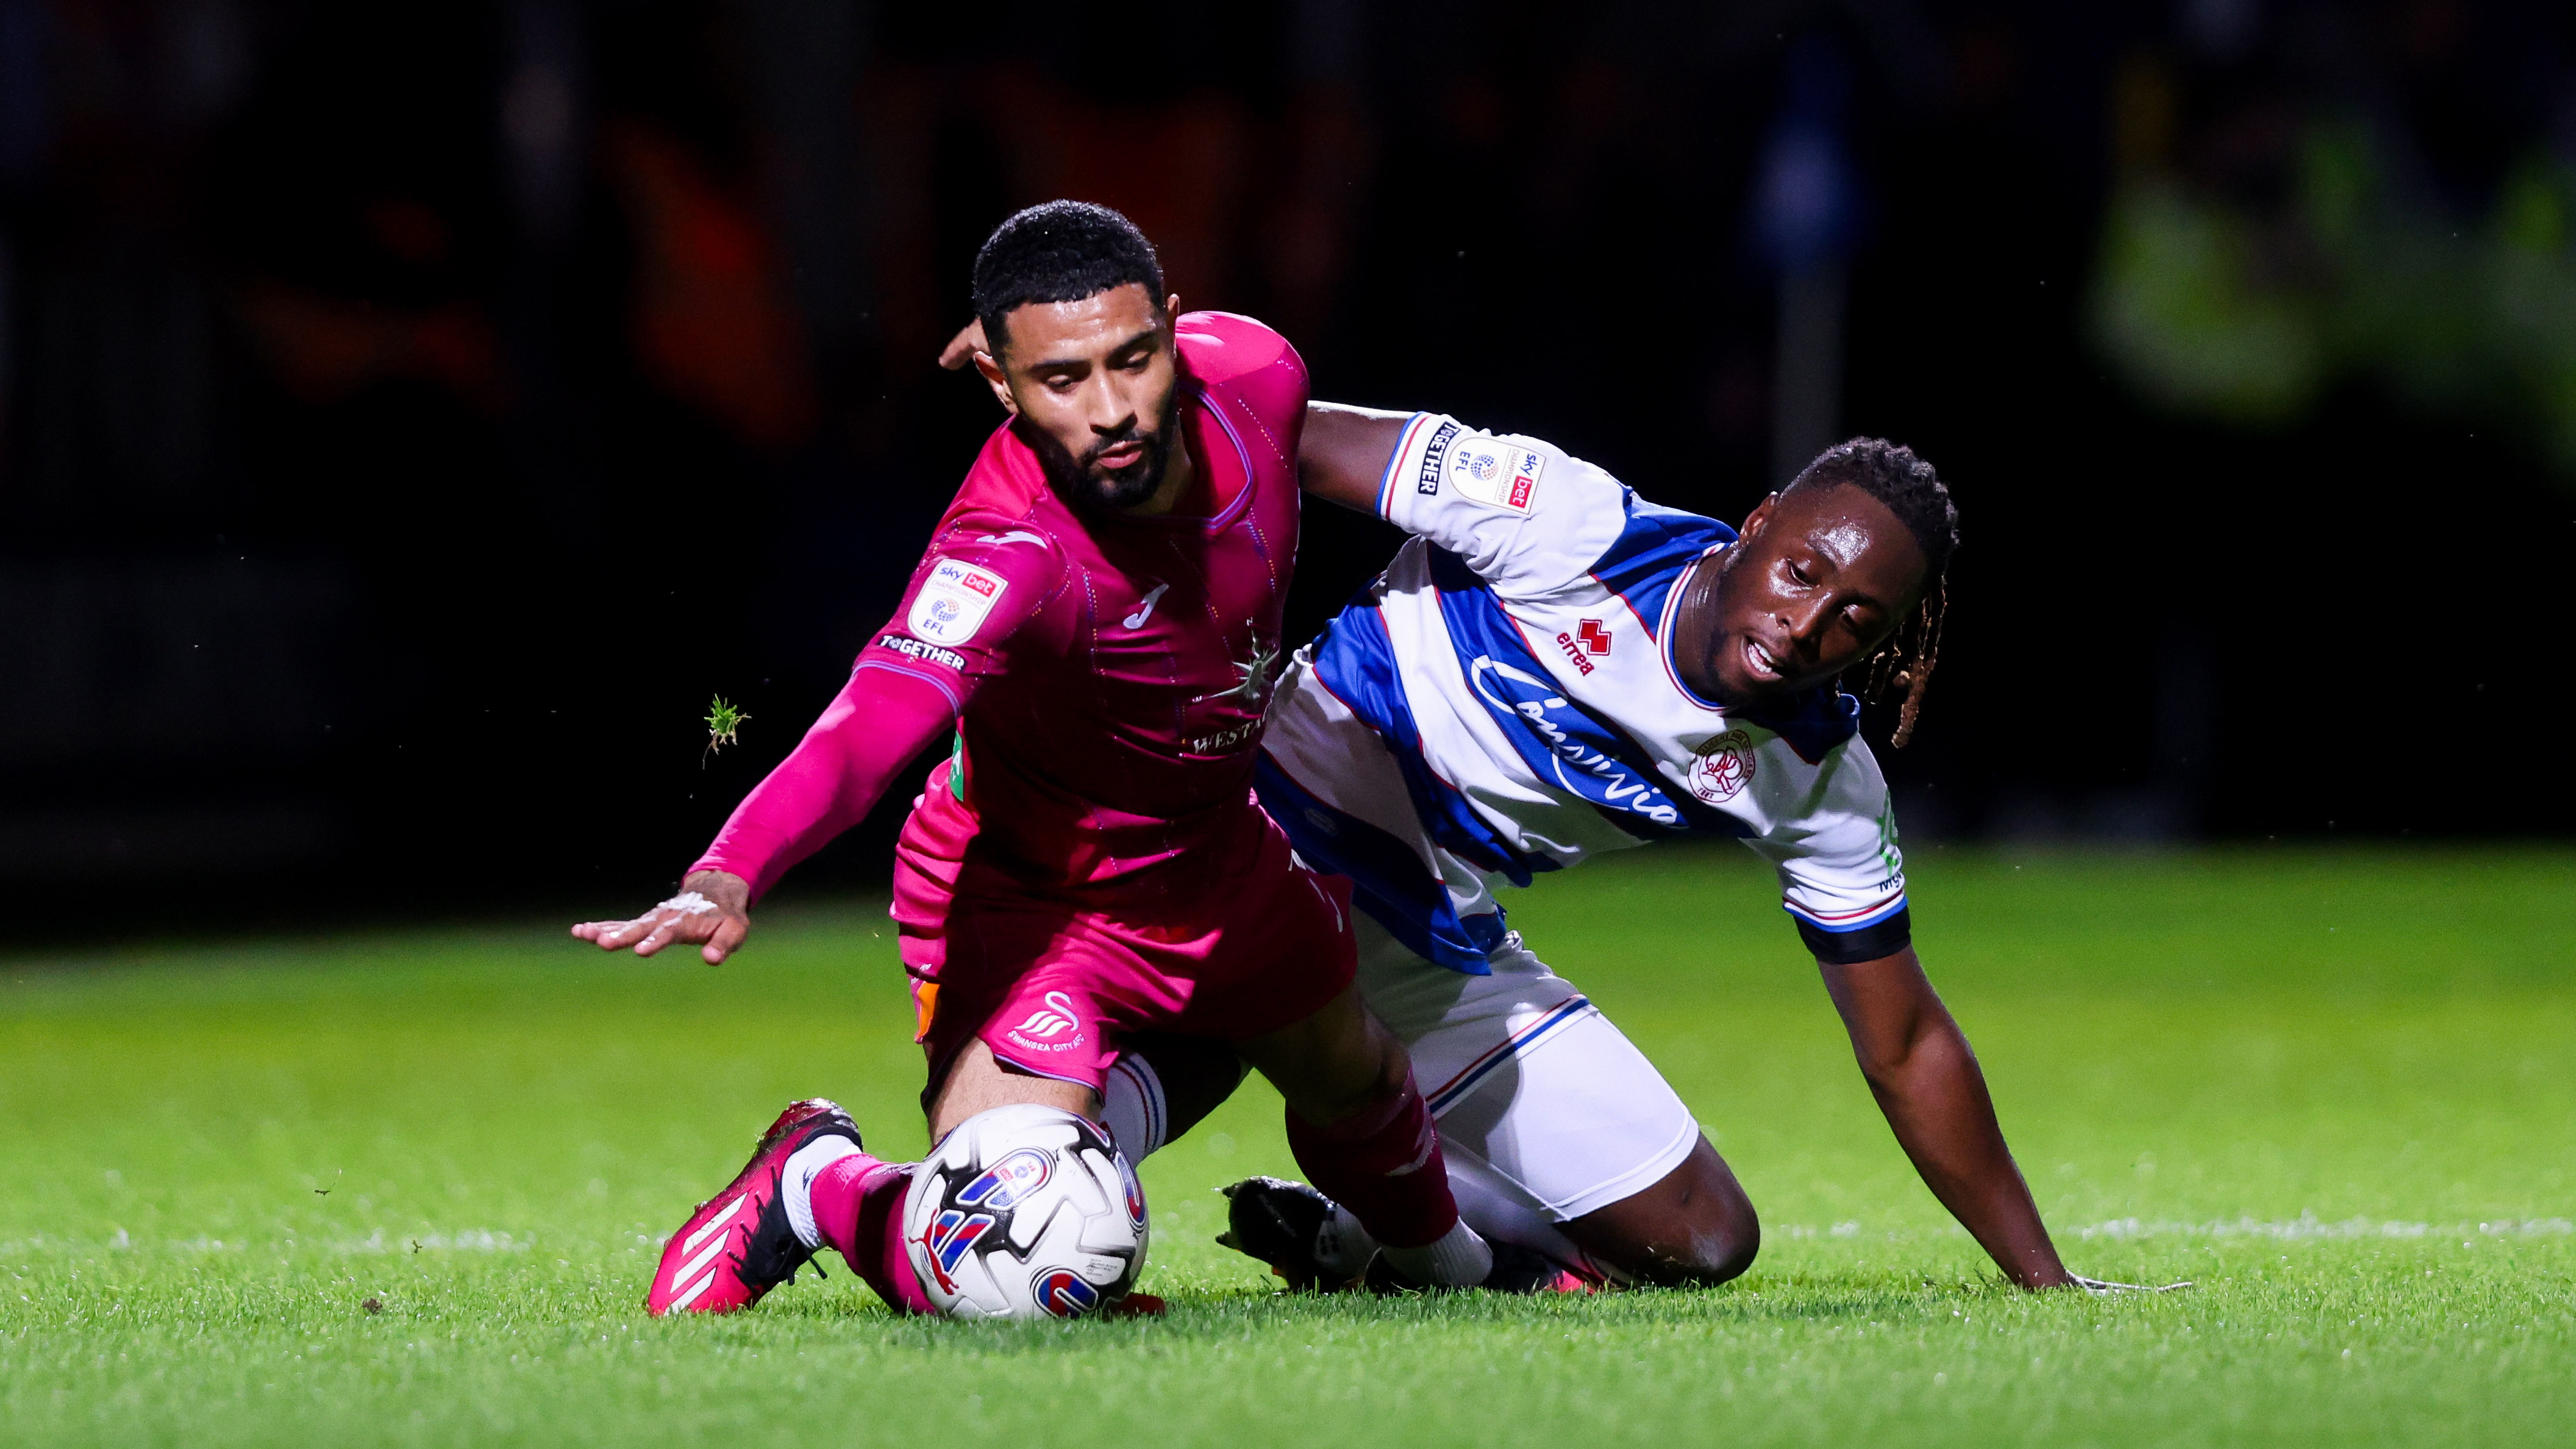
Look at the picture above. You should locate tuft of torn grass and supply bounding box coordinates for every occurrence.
[702,695,749,766]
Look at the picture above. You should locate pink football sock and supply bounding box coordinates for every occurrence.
[1283,1070,1460,1251]
[809,1154,933,1314]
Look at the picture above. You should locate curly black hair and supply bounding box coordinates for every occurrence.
[971,201,1166,353]
[1785,438,1958,747]
[1785,437,1958,579]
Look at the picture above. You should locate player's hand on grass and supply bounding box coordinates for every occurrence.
[2070,1273,2194,1295]
[570,870,752,965]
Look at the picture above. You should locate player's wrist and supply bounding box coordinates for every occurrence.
[680,867,752,906]
[2009,1255,2076,1290]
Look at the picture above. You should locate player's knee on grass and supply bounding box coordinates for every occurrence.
[1563,1137,1760,1287]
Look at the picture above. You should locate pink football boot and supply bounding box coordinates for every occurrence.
[646,1098,862,1315]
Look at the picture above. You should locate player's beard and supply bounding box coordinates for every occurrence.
[1018,387,1182,518]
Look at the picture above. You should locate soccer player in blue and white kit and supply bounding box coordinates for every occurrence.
[927,326,2126,1292]
[1222,413,2088,1289]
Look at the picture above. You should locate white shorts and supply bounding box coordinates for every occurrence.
[1356,914,1700,1231]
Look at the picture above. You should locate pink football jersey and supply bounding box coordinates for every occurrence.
[693,312,1310,899]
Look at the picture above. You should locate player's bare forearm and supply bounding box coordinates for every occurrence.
[1296,402,1413,515]
[1819,949,2074,1289]
[1863,1019,2070,1288]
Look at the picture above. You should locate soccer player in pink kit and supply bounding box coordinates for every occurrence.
[574,202,1496,1315]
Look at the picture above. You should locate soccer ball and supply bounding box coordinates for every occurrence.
[901,1103,1148,1320]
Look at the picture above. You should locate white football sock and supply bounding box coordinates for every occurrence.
[1315,1201,1377,1278]
[1379,1219,1493,1287]
[780,1136,863,1251]
[1099,1055,1169,1161]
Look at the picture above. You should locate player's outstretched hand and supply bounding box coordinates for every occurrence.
[937,319,990,372]
[570,870,752,965]
[2070,1273,2194,1295]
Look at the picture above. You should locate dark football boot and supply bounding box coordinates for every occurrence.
[1215,1175,1355,1291]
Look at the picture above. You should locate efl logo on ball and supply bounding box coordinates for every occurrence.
[955,1148,1053,1212]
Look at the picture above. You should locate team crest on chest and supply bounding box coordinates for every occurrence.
[1687,729,1757,803]
[1194,624,1279,708]
[1183,623,1281,753]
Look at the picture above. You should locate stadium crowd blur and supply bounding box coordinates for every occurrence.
[4,0,2571,928]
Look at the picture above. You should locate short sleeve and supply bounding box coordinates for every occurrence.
[1740,739,1913,964]
[1374,413,1632,600]
[852,514,1066,712]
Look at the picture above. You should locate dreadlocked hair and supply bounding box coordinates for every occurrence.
[1785,438,1957,749]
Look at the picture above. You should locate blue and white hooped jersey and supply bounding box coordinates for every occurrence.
[1255,413,1908,973]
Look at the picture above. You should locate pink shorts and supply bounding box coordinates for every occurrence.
[902,781,1356,1097]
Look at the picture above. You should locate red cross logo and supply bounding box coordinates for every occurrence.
[1577,619,1613,655]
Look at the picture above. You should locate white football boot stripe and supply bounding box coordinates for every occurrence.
[682,1192,749,1256]
[666,1265,721,1312]
[666,1229,738,1310]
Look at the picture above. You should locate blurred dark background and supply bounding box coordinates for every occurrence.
[5,0,2572,933]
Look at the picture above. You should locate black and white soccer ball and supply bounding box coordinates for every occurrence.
[901,1103,1148,1320]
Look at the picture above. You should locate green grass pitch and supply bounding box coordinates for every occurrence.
[3,846,2571,1447]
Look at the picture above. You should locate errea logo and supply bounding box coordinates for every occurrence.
[1554,619,1611,675]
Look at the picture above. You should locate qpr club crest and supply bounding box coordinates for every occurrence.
[1686,729,1757,803]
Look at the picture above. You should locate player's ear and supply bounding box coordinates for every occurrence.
[972,344,1018,416]
[1164,293,1182,328]
[1739,493,1781,539]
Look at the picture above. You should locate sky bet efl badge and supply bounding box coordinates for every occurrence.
[1447,435,1544,512]
[908,557,1008,644]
